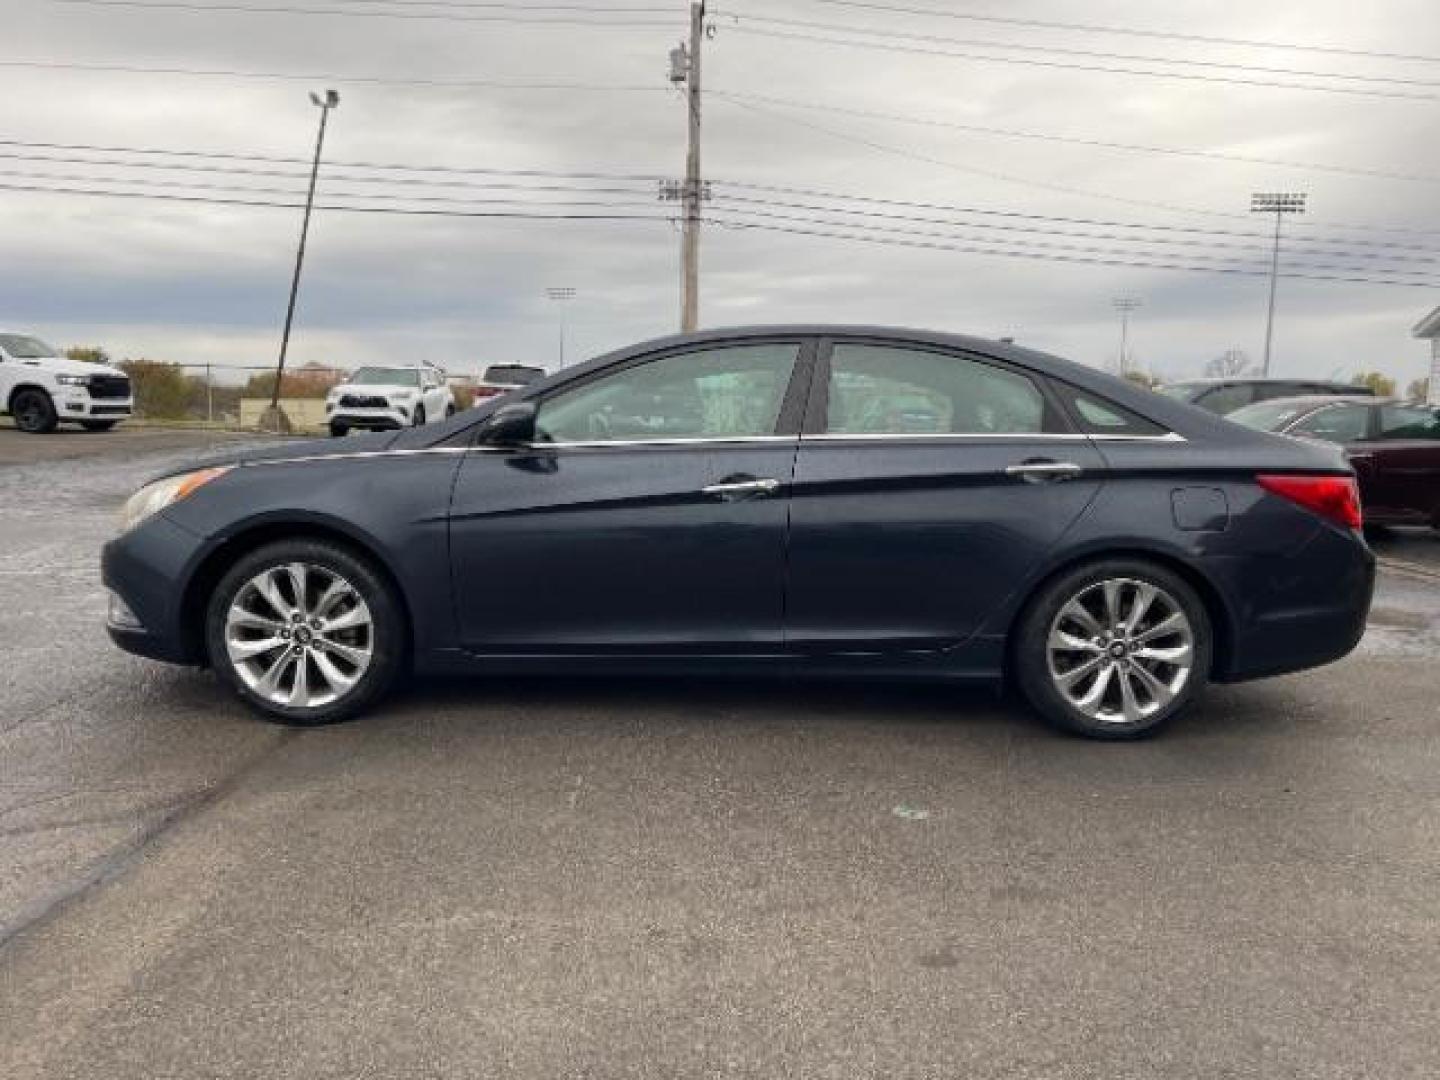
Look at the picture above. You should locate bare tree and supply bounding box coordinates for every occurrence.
[1205,349,1252,378]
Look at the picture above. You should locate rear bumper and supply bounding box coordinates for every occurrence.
[1211,526,1375,683]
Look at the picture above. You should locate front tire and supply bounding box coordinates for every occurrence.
[12,389,58,434]
[412,405,426,427]
[329,423,349,438]
[1013,559,1211,739]
[204,540,406,725]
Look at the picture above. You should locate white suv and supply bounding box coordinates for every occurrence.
[0,332,134,434]
[325,364,455,437]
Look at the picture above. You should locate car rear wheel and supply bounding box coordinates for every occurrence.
[1014,559,1211,739]
[204,540,405,725]
[12,389,58,434]
[329,423,349,438]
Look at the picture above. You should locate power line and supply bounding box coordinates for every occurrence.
[796,0,1440,66]
[4,135,1435,247]
[717,11,1440,92]
[47,0,677,24]
[720,25,1440,102]
[3,176,1434,288]
[712,89,1440,186]
[705,214,1440,290]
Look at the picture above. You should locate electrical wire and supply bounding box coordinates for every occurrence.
[46,0,677,24]
[798,0,1440,66]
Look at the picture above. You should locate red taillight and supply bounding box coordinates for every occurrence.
[473,386,504,399]
[1256,474,1362,530]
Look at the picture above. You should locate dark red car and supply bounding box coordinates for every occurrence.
[1229,395,1440,528]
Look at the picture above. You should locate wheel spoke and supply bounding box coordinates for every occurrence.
[319,638,370,667]
[1117,667,1144,724]
[285,563,310,614]
[1101,580,1124,632]
[312,650,358,694]
[254,650,293,699]
[1129,660,1176,707]
[1125,582,1158,635]
[1049,626,1101,654]
[229,635,287,661]
[1133,642,1193,666]
[1074,662,1116,713]
[313,577,350,618]
[288,654,312,707]
[1059,600,1104,637]
[228,609,284,634]
[253,569,295,620]
[1055,653,1107,690]
[320,605,370,634]
[1133,612,1184,645]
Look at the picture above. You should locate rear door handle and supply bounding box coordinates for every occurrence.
[1004,461,1084,483]
[701,477,782,500]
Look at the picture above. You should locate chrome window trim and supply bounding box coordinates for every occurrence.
[518,435,799,450]
[800,431,1185,443]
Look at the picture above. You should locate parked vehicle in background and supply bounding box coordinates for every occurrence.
[1159,377,1373,415]
[103,326,1373,740]
[325,364,454,437]
[469,363,546,407]
[1228,395,1440,529]
[0,332,133,433]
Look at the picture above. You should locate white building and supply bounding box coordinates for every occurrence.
[1411,304,1440,405]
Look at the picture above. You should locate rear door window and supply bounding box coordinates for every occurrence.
[1377,405,1440,440]
[824,344,1047,435]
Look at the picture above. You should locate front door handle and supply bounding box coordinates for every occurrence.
[1005,461,1084,483]
[701,477,782,500]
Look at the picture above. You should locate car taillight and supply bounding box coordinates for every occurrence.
[1256,474,1362,530]
[473,386,504,399]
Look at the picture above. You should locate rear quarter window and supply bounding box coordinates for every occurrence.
[1051,383,1170,437]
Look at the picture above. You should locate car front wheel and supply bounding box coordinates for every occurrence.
[1013,559,1211,739]
[12,389,58,434]
[205,540,405,725]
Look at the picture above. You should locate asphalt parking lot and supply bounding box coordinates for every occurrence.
[2,427,1438,1079]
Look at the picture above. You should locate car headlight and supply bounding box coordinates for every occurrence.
[55,375,90,387]
[118,467,231,534]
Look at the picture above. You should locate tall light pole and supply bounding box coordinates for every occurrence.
[1112,297,1142,376]
[667,2,706,332]
[1251,191,1306,377]
[545,286,575,369]
[264,88,339,432]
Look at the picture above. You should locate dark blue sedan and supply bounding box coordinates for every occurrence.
[103,327,1373,738]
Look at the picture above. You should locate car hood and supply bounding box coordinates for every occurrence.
[13,355,129,379]
[332,384,419,396]
[146,429,407,482]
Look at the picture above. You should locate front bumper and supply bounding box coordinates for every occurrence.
[327,406,409,430]
[102,513,208,665]
[58,386,133,419]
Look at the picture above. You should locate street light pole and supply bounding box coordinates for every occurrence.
[1250,191,1306,378]
[545,287,576,368]
[265,89,339,431]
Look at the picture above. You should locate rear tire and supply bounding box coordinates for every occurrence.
[1013,558,1212,739]
[412,405,426,427]
[12,389,58,434]
[329,423,349,438]
[204,539,406,726]
[81,420,118,432]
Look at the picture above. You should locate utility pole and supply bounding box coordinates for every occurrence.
[263,88,339,432]
[545,287,575,368]
[1251,191,1306,377]
[670,2,705,332]
[1112,297,1141,376]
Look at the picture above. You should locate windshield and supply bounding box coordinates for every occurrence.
[0,334,59,358]
[484,365,544,385]
[1157,383,1202,401]
[350,367,420,387]
[1228,399,1313,431]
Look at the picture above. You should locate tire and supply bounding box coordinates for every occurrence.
[11,389,58,434]
[81,420,118,432]
[1012,558,1212,740]
[445,403,456,419]
[412,405,426,427]
[204,539,406,725]
[329,423,349,438]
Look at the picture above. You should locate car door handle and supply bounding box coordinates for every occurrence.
[701,477,782,499]
[1004,461,1084,483]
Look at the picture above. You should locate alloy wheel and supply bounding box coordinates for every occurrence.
[224,562,374,709]
[1045,577,1195,726]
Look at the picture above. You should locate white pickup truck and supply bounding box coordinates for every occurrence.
[0,332,134,433]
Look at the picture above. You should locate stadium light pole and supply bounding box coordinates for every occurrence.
[264,89,339,431]
[545,287,576,368]
[1251,192,1306,377]
[1112,297,1142,376]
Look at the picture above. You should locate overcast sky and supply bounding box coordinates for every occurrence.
[3,0,1438,387]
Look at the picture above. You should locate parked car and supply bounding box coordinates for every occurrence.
[103,326,1373,739]
[1228,395,1440,528]
[469,363,546,407]
[1159,377,1372,415]
[0,332,133,433]
[324,364,455,436]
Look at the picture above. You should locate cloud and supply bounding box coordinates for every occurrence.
[2,0,1437,385]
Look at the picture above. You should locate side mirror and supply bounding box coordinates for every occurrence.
[478,400,537,447]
